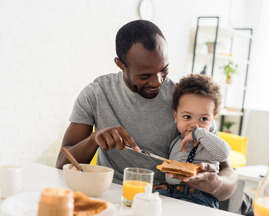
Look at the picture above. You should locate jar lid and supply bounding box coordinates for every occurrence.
[39,188,73,205]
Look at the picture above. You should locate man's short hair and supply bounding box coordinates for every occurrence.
[116,20,165,67]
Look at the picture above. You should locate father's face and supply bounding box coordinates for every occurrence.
[122,36,169,99]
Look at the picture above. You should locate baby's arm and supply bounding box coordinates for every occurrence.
[192,127,231,162]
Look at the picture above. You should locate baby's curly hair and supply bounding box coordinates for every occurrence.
[172,74,222,116]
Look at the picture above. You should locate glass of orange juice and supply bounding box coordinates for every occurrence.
[122,167,154,207]
[254,166,269,216]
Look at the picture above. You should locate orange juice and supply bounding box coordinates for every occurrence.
[254,197,269,216]
[122,180,151,201]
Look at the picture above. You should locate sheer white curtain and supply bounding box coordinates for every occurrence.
[245,0,269,111]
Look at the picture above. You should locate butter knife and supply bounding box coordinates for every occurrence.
[124,145,168,161]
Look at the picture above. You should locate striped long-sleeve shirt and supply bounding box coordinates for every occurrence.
[166,127,231,185]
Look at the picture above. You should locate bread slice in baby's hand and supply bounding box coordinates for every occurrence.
[156,160,201,177]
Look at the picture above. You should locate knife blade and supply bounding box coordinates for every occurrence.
[124,145,168,161]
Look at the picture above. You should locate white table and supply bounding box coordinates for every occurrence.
[235,165,268,196]
[235,165,268,182]
[1,163,242,216]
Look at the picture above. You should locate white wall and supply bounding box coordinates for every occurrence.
[244,0,269,111]
[243,110,269,166]
[0,0,268,166]
[0,0,139,166]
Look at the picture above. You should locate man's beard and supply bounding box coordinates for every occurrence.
[125,72,160,99]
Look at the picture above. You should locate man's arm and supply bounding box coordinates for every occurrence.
[56,123,139,169]
[212,161,238,200]
[169,160,238,201]
[56,123,97,169]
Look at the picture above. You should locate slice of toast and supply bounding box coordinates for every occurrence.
[73,191,108,216]
[156,160,201,177]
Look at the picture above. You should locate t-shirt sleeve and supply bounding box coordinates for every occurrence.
[69,84,96,126]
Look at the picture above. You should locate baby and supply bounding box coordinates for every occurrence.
[154,74,231,208]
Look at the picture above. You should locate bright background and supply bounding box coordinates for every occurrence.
[0,0,268,166]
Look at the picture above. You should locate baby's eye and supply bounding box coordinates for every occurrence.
[183,115,191,119]
[200,117,208,122]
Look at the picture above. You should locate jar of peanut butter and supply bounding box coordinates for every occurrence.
[37,188,73,216]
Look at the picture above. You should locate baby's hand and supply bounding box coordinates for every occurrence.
[180,133,199,152]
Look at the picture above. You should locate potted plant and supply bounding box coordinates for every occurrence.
[205,41,216,54]
[223,121,235,133]
[219,61,238,84]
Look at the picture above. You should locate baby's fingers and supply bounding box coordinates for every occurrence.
[180,142,188,152]
[193,141,199,147]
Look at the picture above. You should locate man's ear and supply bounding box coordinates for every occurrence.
[114,57,126,71]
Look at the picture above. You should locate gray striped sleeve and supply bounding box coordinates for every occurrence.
[193,127,231,162]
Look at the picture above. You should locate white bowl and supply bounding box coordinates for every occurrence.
[63,164,114,197]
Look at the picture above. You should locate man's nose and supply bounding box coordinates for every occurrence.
[149,73,163,87]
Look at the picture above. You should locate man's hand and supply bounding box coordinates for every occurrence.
[167,161,237,201]
[182,163,219,193]
[93,126,139,151]
[56,123,139,169]
[167,162,219,196]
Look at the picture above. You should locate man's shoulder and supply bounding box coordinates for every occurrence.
[158,76,176,98]
[81,72,122,93]
[77,72,119,96]
[93,72,121,84]
[164,76,176,85]
[79,72,123,99]
[162,77,176,91]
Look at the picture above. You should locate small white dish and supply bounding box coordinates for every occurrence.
[132,185,162,216]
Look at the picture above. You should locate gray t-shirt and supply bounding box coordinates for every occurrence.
[70,71,178,185]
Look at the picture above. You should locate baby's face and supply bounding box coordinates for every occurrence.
[173,93,215,138]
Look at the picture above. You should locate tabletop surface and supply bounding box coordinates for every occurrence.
[235,165,268,182]
[1,163,242,216]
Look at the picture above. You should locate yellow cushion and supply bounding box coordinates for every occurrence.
[90,127,98,165]
[90,151,98,165]
[229,150,246,168]
[218,131,248,156]
[218,131,248,168]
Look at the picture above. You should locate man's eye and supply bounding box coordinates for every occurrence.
[200,117,208,122]
[183,115,190,119]
[140,75,150,80]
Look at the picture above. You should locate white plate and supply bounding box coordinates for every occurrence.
[0,192,118,216]
[0,192,40,216]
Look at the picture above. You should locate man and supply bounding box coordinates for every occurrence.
[56,20,237,201]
